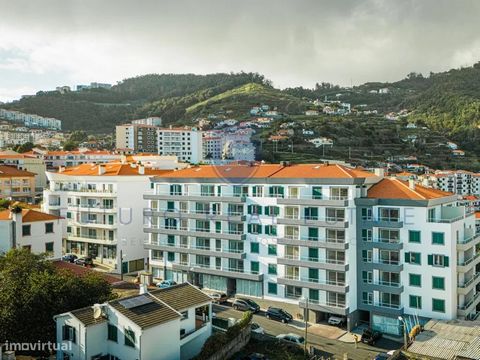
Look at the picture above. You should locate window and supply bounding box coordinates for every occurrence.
[252,186,263,197]
[264,206,279,217]
[361,207,372,221]
[268,186,284,198]
[405,252,421,265]
[268,264,277,275]
[107,324,118,342]
[304,207,319,220]
[409,274,421,287]
[409,295,422,309]
[308,227,318,240]
[247,223,262,235]
[248,205,262,215]
[267,244,277,255]
[432,298,445,313]
[167,252,175,262]
[268,282,277,295]
[251,261,259,274]
[362,271,373,283]
[45,222,54,233]
[362,229,372,242]
[432,276,445,290]
[66,212,72,219]
[250,242,259,254]
[180,311,189,320]
[362,292,373,305]
[22,225,31,236]
[62,325,76,343]
[312,186,322,199]
[432,232,445,245]
[264,225,277,236]
[124,328,136,347]
[409,230,421,243]
[45,242,54,253]
[428,254,449,267]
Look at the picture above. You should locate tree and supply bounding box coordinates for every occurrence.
[0,199,11,209]
[0,249,115,354]
[12,142,34,153]
[62,141,77,151]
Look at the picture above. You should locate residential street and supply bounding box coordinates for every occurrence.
[213,304,402,360]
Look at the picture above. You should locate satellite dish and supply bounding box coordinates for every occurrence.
[93,304,102,319]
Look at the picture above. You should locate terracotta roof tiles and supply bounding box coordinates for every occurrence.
[367,178,453,200]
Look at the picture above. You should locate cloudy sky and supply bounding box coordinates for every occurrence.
[1,0,479,102]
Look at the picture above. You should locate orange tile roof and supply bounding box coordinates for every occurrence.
[0,154,36,159]
[0,209,62,223]
[475,211,480,219]
[271,164,376,179]
[395,171,414,177]
[0,165,36,177]
[157,163,376,179]
[367,178,453,200]
[463,195,478,201]
[55,163,172,177]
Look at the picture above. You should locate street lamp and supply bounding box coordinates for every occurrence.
[301,296,309,355]
[120,250,126,281]
[398,316,408,351]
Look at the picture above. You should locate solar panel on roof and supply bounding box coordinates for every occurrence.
[119,295,153,309]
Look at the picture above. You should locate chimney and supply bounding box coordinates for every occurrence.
[58,166,64,173]
[374,168,385,178]
[138,165,145,175]
[139,284,147,295]
[98,165,106,175]
[409,177,416,190]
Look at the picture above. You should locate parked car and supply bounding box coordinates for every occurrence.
[233,298,260,312]
[74,256,93,267]
[210,292,228,304]
[276,333,305,344]
[265,307,293,323]
[374,353,390,360]
[361,328,382,345]
[62,254,78,263]
[327,316,345,326]
[251,322,265,334]
[156,279,177,289]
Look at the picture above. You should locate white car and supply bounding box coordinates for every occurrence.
[251,322,265,334]
[276,333,305,344]
[327,316,345,326]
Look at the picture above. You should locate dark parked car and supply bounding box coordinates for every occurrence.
[62,254,78,263]
[232,298,260,312]
[75,256,94,267]
[265,307,293,323]
[361,328,382,345]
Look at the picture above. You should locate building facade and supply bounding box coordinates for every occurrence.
[43,163,172,273]
[157,127,203,164]
[116,124,159,153]
[0,208,63,258]
[143,164,480,335]
[0,165,36,202]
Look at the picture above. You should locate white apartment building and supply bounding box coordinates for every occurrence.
[0,129,32,147]
[144,163,480,335]
[0,208,63,258]
[43,162,174,273]
[0,109,62,130]
[54,283,212,360]
[132,117,162,126]
[116,124,159,153]
[29,149,121,170]
[157,127,203,164]
[0,152,47,191]
[429,171,480,196]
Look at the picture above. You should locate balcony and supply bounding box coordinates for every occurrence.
[171,262,263,281]
[54,187,116,196]
[362,217,403,228]
[362,280,404,295]
[144,225,246,241]
[277,255,348,271]
[428,206,472,223]
[67,233,116,245]
[143,208,245,222]
[277,195,349,207]
[457,232,480,251]
[277,236,348,250]
[457,253,480,272]
[362,238,403,251]
[277,275,348,293]
[360,301,403,316]
[277,216,348,228]
[457,292,480,317]
[363,259,403,272]
[68,204,116,213]
[144,240,246,260]
[299,298,349,316]
[144,192,246,203]
[457,273,480,295]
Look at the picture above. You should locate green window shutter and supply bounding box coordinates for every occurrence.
[216,221,222,233]
[444,256,449,267]
[247,224,252,233]
[274,206,279,216]
[362,250,367,259]
[258,206,262,215]
[405,252,411,263]
[427,254,433,266]
[409,274,421,287]
[312,186,322,199]
[247,205,252,214]
[264,206,270,216]
[268,244,277,255]
[409,230,421,243]
[251,261,259,274]
[432,276,445,290]
[308,247,318,260]
[264,225,270,235]
[432,299,445,312]
[268,187,274,196]
[271,226,277,236]
[250,242,259,253]
[308,227,318,240]
[167,201,174,211]
[432,232,445,245]
[278,187,284,197]
[268,264,277,275]
[268,282,277,294]
[308,268,318,280]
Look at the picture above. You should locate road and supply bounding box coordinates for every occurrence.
[213,304,402,360]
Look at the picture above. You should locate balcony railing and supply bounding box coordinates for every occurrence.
[458,272,480,288]
[458,292,480,310]
[458,253,480,266]
[282,274,345,286]
[306,298,347,308]
[282,254,345,265]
